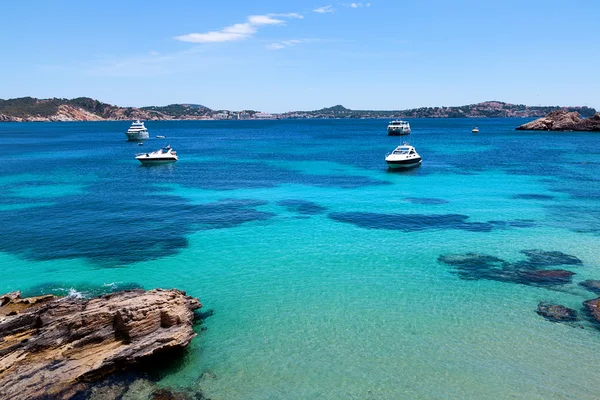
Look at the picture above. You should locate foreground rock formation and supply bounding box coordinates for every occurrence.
[0,289,201,400]
[516,110,600,131]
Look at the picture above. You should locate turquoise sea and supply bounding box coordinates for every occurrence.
[1,119,600,399]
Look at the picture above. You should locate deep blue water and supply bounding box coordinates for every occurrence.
[1,119,600,399]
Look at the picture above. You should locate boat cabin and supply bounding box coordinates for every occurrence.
[392,146,416,155]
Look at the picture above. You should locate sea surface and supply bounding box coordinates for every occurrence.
[1,119,600,399]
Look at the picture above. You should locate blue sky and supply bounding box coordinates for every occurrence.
[2,0,599,112]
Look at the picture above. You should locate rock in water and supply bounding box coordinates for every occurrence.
[536,302,577,322]
[0,289,201,400]
[584,297,600,325]
[579,280,600,294]
[516,110,600,131]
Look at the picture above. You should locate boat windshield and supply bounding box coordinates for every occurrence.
[393,148,410,155]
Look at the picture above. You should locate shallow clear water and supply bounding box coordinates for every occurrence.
[1,119,600,399]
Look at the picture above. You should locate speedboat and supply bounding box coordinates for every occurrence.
[385,144,422,169]
[472,127,479,133]
[136,145,178,165]
[387,120,411,136]
[156,135,166,139]
[125,120,149,141]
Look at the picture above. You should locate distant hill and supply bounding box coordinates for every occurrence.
[0,97,213,122]
[141,103,210,118]
[283,101,597,119]
[0,97,596,122]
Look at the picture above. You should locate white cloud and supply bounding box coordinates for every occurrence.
[313,5,335,13]
[346,2,371,8]
[269,13,304,19]
[175,13,298,44]
[266,39,317,50]
[247,15,284,25]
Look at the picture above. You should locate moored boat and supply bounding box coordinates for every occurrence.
[125,120,149,141]
[136,145,178,165]
[472,127,479,133]
[387,120,411,135]
[385,144,422,169]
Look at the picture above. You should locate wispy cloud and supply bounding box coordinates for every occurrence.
[313,5,335,13]
[269,13,304,19]
[345,2,371,8]
[87,47,218,77]
[266,39,318,50]
[175,13,300,44]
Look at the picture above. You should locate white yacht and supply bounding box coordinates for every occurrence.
[472,127,479,133]
[385,144,422,169]
[125,120,149,141]
[136,145,178,165]
[387,120,411,136]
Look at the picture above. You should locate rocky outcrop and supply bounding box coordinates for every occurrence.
[0,289,201,400]
[584,297,600,325]
[516,110,600,131]
[536,302,577,322]
[0,114,18,122]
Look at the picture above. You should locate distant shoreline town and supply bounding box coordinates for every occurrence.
[0,97,596,122]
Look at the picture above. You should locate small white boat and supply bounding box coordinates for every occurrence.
[156,135,166,139]
[387,120,411,136]
[136,145,178,165]
[472,127,479,133]
[385,144,422,169]
[138,142,144,146]
[125,120,149,141]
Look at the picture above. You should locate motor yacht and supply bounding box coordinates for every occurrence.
[136,145,178,165]
[385,144,422,169]
[125,120,149,141]
[387,120,411,135]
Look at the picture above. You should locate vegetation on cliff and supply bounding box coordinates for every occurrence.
[283,101,597,119]
[0,97,596,121]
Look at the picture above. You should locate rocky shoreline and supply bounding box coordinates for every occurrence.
[516,110,600,131]
[0,289,202,400]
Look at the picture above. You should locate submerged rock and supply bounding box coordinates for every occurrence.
[0,289,201,400]
[579,280,600,294]
[516,110,600,131]
[517,249,583,269]
[516,269,575,286]
[536,302,578,322]
[583,298,600,325]
[438,251,577,287]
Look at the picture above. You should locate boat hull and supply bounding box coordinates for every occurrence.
[386,158,422,169]
[387,130,411,136]
[126,131,150,141]
[137,158,177,165]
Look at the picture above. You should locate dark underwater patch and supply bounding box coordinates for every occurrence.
[438,251,578,288]
[514,249,583,269]
[404,197,449,205]
[579,280,600,295]
[536,302,578,323]
[0,193,275,265]
[277,199,327,215]
[328,212,534,233]
[512,194,555,200]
